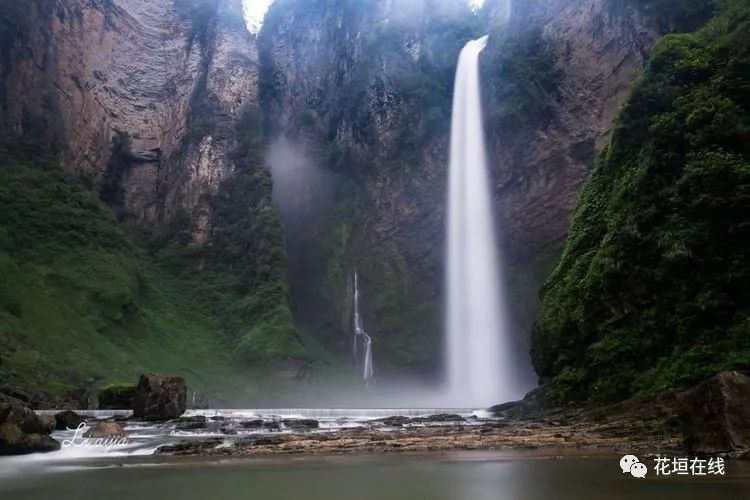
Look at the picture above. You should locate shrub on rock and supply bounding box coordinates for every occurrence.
[98,383,137,410]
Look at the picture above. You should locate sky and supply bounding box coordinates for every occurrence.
[243,0,274,32]
[244,0,488,32]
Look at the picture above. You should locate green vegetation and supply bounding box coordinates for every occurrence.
[533,0,750,403]
[0,142,305,400]
[483,27,560,131]
[607,0,720,33]
[0,150,235,396]
[98,382,137,409]
[149,105,304,364]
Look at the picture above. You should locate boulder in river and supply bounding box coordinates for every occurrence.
[55,410,84,431]
[0,395,60,455]
[0,423,60,455]
[84,421,126,438]
[677,371,750,454]
[132,374,187,421]
[20,414,55,435]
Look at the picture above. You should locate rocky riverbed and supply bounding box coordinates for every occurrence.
[152,397,685,457]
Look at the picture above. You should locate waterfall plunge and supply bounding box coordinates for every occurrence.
[445,36,519,408]
[353,270,374,385]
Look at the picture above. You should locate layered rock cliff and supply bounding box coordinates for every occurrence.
[1,0,257,239]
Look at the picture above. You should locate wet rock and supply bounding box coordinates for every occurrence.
[20,414,55,435]
[263,421,282,432]
[489,401,521,414]
[132,374,187,421]
[0,423,23,451]
[1,393,55,437]
[84,421,126,438]
[54,410,84,431]
[98,383,137,410]
[174,415,207,430]
[21,433,61,453]
[424,414,464,423]
[282,419,319,430]
[239,419,265,429]
[678,371,750,454]
[0,395,34,425]
[219,425,239,435]
[0,423,60,455]
[374,416,411,427]
[156,438,224,456]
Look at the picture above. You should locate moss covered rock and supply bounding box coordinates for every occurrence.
[98,383,137,410]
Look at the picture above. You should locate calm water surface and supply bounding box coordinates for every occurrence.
[1,451,748,500]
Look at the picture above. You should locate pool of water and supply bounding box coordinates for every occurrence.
[1,451,747,500]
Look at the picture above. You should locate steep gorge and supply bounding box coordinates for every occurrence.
[0,0,740,405]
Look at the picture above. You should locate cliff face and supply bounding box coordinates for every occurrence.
[258,0,658,378]
[532,0,749,402]
[0,0,302,377]
[259,0,479,373]
[483,0,657,260]
[0,0,258,241]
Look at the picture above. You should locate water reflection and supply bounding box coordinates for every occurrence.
[0,452,748,500]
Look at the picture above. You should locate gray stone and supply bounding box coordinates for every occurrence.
[55,410,84,431]
[132,374,187,421]
[678,371,750,454]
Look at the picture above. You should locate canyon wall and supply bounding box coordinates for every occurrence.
[0,0,259,241]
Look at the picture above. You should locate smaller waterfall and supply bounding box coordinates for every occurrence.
[353,270,374,384]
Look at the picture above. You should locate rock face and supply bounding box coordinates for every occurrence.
[0,0,259,241]
[678,372,750,455]
[482,0,658,259]
[132,374,187,420]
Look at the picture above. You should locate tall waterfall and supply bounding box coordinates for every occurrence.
[353,270,374,384]
[445,36,517,407]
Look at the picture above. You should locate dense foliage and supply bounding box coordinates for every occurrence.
[533,0,750,402]
[0,150,245,396]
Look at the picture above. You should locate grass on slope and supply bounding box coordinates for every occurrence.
[0,150,351,404]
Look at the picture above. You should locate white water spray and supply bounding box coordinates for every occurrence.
[353,270,374,384]
[445,35,519,407]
